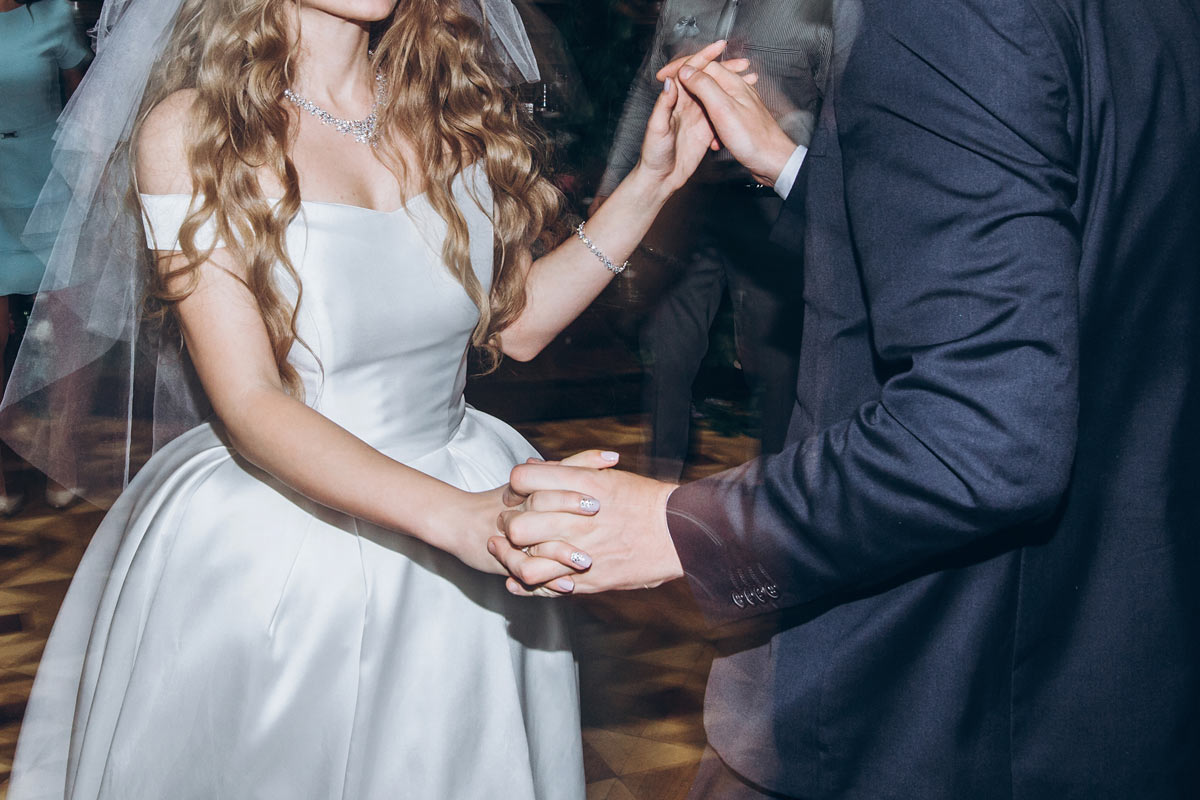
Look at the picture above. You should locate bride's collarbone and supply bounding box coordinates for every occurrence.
[263,135,424,213]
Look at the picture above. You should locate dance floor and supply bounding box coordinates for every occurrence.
[0,412,758,799]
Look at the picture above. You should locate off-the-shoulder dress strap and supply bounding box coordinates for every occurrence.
[139,193,223,252]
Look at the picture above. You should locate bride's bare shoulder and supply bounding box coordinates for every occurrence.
[135,89,200,195]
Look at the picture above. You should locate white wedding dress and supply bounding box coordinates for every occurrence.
[9,164,585,800]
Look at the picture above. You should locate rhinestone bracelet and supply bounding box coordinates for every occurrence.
[574,221,628,275]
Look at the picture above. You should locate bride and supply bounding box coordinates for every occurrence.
[5,0,744,797]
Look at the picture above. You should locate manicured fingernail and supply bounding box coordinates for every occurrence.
[601,451,619,462]
[680,66,696,80]
[555,577,575,592]
[506,578,521,594]
[569,551,592,569]
[487,540,497,554]
[580,497,600,513]
[663,77,672,94]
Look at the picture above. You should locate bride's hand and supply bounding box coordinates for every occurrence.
[635,40,759,192]
[443,481,597,591]
[445,451,621,584]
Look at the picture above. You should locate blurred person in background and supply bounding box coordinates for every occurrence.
[0,0,91,514]
[592,0,832,480]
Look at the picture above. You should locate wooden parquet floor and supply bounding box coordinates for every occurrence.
[0,413,758,799]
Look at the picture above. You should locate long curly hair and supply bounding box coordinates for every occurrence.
[134,0,561,396]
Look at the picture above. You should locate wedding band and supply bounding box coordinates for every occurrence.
[521,546,532,555]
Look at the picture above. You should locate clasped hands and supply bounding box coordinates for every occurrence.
[485,450,684,597]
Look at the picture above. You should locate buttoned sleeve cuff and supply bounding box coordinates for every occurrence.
[773,144,809,199]
[666,482,785,625]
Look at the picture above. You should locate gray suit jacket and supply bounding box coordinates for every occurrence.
[597,0,833,195]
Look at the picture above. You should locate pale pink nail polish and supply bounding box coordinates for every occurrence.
[580,498,600,513]
[601,451,619,462]
[570,552,592,569]
[555,578,575,592]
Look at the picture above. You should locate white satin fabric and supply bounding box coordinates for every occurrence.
[9,165,585,800]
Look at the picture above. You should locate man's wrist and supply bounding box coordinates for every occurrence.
[773,144,809,199]
[655,482,685,582]
[750,128,804,186]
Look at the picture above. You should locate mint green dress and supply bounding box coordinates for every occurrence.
[0,0,91,295]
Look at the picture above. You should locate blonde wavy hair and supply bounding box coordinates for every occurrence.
[134,0,562,395]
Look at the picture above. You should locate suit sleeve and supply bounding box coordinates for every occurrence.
[667,0,1082,621]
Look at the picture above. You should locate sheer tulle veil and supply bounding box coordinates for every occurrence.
[0,0,539,506]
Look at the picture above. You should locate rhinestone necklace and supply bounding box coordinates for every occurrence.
[283,72,386,146]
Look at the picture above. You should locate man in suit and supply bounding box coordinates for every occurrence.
[593,0,831,480]
[494,0,1200,796]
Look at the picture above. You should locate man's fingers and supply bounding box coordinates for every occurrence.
[654,45,750,85]
[499,509,591,548]
[701,57,751,75]
[488,537,580,591]
[502,483,527,508]
[679,38,730,75]
[508,462,600,496]
[523,490,601,515]
[700,59,762,96]
[655,39,728,82]
[677,65,741,126]
[557,449,621,470]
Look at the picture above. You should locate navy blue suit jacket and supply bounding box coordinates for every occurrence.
[666,1,1200,797]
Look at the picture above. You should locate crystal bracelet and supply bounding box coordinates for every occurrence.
[574,221,628,275]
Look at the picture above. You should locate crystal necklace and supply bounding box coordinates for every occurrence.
[283,72,386,146]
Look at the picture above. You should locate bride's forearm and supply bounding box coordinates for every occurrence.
[221,386,475,551]
[499,164,674,361]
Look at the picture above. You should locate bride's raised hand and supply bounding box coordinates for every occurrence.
[638,41,760,190]
[636,41,754,192]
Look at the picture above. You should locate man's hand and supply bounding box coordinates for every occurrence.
[490,461,684,596]
[481,450,618,596]
[633,40,757,195]
[657,56,796,186]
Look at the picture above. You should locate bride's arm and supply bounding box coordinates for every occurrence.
[173,257,519,573]
[498,41,740,361]
[135,96,586,583]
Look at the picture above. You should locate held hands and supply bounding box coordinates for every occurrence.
[635,40,760,193]
[656,44,797,187]
[445,451,617,581]
[488,452,685,597]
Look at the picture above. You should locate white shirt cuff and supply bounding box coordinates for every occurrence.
[773,144,809,199]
